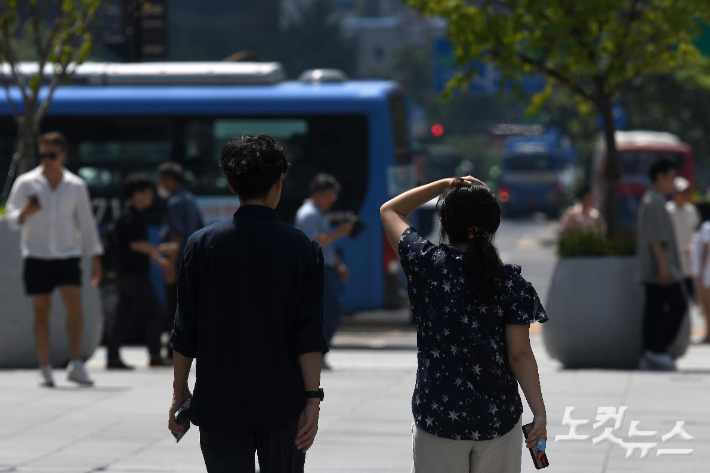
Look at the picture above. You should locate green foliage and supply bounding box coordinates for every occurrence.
[408,0,710,110]
[558,229,636,258]
[0,0,103,177]
[408,0,710,237]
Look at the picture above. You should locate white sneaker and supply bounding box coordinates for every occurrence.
[38,365,55,387]
[67,361,94,386]
[642,350,676,371]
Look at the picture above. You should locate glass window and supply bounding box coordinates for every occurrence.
[185,116,369,224]
[619,151,685,181]
[504,155,556,172]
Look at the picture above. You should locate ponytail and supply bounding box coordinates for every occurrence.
[463,237,504,302]
[437,180,504,303]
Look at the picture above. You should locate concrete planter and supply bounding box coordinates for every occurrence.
[0,220,103,368]
[542,256,691,369]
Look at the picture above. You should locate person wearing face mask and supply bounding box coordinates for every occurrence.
[5,131,103,387]
[155,162,204,359]
[106,173,174,369]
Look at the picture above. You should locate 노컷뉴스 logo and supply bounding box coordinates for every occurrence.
[555,406,693,458]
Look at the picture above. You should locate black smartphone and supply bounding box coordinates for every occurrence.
[522,422,549,469]
[28,194,39,206]
[349,216,366,238]
[174,398,191,443]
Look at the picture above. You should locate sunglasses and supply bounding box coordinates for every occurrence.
[39,153,59,160]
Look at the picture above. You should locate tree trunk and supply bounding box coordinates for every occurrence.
[16,114,37,176]
[599,95,620,239]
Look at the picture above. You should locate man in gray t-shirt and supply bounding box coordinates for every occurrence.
[636,158,687,371]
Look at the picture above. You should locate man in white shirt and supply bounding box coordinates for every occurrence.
[666,176,700,299]
[5,132,103,387]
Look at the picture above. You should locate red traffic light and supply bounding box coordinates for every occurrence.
[431,123,444,137]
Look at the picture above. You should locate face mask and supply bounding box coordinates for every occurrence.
[157,186,171,199]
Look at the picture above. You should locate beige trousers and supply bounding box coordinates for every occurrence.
[411,416,523,473]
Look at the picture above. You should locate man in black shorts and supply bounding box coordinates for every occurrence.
[107,173,173,369]
[5,132,104,387]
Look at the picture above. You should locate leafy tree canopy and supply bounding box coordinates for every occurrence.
[407,0,710,237]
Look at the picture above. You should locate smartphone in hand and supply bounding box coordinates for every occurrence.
[174,399,191,443]
[522,422,549,469]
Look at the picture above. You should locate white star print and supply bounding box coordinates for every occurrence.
[471,320,479,329]
[489,404,498,415]
[473,364,481,375]
[448,411,459,421]
[408,250,416,261]
[425,416,434,426]
[450,345,458,355]
[443,282,451,292]
[430,350,440,358]
[455,378,462,386]
[472,431,480,440]
[506,279,514,288]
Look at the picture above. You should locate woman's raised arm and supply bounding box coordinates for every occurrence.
[380,176,486,252]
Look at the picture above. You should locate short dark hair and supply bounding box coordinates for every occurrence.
[576,185,592,201]
[649,158,677,182]
[156,162,184,183]
[123,172,155,200]
[39,131,67,151]
[309,173,341,196]
[219,135,291,201]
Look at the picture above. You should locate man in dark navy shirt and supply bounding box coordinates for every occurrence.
[167,135,328,473]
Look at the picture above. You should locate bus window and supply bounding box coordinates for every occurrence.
[183,115,369,224]
[619,150,685,181]
[504,155,557,171]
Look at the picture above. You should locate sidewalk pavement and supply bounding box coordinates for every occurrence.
[1,328,709,473]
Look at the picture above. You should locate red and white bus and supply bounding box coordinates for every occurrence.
[593,131,694,230]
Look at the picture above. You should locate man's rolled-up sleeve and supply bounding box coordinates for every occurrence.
[168,245,199,358]
[293,244,329,356]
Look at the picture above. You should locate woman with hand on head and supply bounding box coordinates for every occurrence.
[381,177,549,473]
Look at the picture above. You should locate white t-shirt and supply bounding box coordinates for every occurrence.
[666,201,700,277]
[692,221,710,285]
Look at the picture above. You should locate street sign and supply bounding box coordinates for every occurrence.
[432,37,546,94]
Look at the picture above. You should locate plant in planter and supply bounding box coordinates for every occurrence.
[557,230,636,258]
[544,229,690,368]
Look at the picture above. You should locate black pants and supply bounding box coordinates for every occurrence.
[199,422,305,473]
[107,273,163,359]
[642,282,687,353]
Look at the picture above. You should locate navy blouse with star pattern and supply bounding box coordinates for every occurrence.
[399,227,548,441]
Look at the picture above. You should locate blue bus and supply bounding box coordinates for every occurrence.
[0,63,413,312]
[497,128,575,218]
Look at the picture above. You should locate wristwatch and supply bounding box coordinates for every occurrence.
[305,388,324,401]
